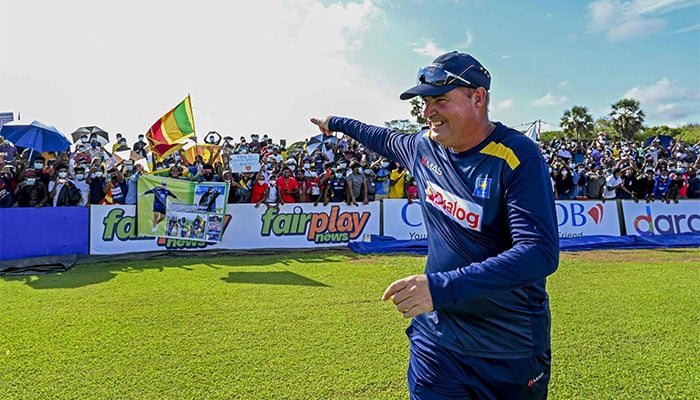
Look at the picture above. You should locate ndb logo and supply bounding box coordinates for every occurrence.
[556,202,604,227]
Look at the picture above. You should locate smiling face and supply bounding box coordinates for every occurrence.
[422,86,491,152]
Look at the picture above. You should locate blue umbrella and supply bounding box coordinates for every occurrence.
[0,120,71,153]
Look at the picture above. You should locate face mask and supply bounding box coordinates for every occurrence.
[58,172,68,179]
[96,171,104,178]
[310,172,318,178]
[26,178,36,185]
[80,163,88,169]
[126,165,134,171]
[75,174,85,180]
[34,163,44,169]
[138,137,144,141]
[331,167,337,172]
[561,170,568,176]
[120,141,126,145]
[363,169,372,175]
[81,138,88,143]
[289,165,295,171]
[381,162,389,168]
[661,175,668,179]
[78,147,85,152]
[339,163,347,169]
[269,181,276,186]
[335,173,343,179]
[303,164,310,169]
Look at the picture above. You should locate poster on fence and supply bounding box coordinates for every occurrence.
[137,175,229,242]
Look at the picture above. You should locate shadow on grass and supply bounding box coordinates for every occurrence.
[222,271,330,287]
[0,249,357,289]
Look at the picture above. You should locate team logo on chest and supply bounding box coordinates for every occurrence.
[473,176,491,199]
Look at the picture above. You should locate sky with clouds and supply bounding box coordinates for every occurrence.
[1,0,698,145]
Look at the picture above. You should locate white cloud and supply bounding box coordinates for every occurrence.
[586,0,697,41]
[558,80,570,89]
[412,39,447,58]
[533,93,569,107]
[463,30,474,48]
[623,77,700,121]
[0,0,414,145]
[495,99,514,110]
[501,54,512,59]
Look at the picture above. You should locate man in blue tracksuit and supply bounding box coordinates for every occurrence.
[311,51,558,399]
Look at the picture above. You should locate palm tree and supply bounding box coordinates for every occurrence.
[609,98,645,140]
[560,106,594,140]
[410,98,427,126]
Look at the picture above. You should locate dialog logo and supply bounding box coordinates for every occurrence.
[425,181,482,231]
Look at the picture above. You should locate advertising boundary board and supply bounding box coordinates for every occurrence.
[621,200,700,236]
[90,202,380,255]
[382,199,623,241]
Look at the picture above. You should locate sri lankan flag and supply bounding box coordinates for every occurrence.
[147,96,195,160]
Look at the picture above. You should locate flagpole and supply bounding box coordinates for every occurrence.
[188,93,197,144]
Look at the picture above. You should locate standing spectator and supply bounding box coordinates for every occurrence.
[14,168,48,207]
[686,168,699,198]
[585,168,606,200]
[72,165,90,206]
[307,171,322,205]
[553,166,573,200]
[0,136,17,162]
[124,161,143,205]
[87,163,107,205]
[363,165,377,202]
[632,167,656,203]
[323,167,348,205]
[665,173,684,204]
[346,162,368,205]
[295,169,309,202]
[251,172,269,207]
[103,167,128,205]
[276,167,299,204]
[617,167,636,200]
[0,165,16,207]
[653,170,671,200]
[48,163,76,207]
[133,134,148,157]
[602,168,623,201]
[389,164,407,199]
[373,159,391,201]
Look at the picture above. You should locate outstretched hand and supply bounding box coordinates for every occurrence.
[382,275,434,319]
[310,116,332,135]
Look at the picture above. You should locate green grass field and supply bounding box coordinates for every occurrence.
[1,248,698,399]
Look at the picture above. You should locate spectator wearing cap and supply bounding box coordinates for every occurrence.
[322,166,349,206]
[139,180,179,234]
[14,168,49,207]
[276,166,299,204]
[372,158,391,201]
[0,164,16,207]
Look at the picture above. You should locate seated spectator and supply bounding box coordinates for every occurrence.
[14,168,49,207]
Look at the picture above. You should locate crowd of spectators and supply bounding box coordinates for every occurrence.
[1,129,699,209]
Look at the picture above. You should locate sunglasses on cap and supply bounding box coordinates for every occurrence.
[417,64,477,88]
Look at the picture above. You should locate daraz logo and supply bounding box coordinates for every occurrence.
[633,205,700,236]
[260,205,371,243]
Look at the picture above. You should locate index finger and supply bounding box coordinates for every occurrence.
[382,278,409,301]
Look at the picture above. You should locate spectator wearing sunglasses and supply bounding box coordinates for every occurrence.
[311,51,557,399]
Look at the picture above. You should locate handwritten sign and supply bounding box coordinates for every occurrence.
[228,154,260,173]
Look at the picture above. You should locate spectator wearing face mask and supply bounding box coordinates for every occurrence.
[133,134,148,157]
[124,160,143,205]
[363,165,377,202]
[86,162,107,204]
[372,159,391,201]
[346,162,368,206]
[71,165,90,206]
[14,168,48,207]
[686,168,699,199]
[653,170,671,200]
[631,167,657,203]
[30,156,52,188]
[0,165,16,207]
[102,167,128,205]
[48,163,76,207]
[276,166,299,204]
[322,167,348,206]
